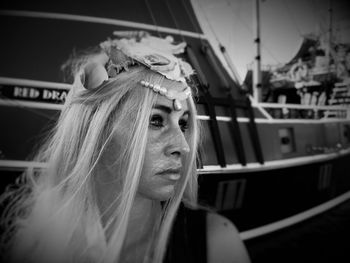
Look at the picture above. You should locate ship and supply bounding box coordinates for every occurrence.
[0,0,350,261]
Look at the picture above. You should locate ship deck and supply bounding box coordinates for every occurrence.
[245,197,350,262]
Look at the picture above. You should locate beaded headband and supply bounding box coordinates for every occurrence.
[139,80,192,111]
[80,31,195,110]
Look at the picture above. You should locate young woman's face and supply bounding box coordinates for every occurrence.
[95,85,192,216]
[138,94,190,201]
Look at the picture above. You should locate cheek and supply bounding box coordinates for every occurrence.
[138,139,175,200]
[142,139,164,175]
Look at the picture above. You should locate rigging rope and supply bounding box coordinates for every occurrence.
[225,0,281,64]
[196,1,222,45]
[182,0,205,45]
[144,0,162,37]
[310,0,320,31]
[282,0,303,36]
[165,0,185,42]
[0,94,57,120]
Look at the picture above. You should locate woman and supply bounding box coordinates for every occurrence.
[0,31,250,263]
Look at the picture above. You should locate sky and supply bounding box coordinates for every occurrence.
[192,0,350,82]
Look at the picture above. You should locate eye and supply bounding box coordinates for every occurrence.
[179,119,189,133]
[149,114,164,129]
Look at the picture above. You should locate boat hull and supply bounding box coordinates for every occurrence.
[1,2,350,240]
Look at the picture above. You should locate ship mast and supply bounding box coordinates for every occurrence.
[253,0,262,102]
[327,0,333,76]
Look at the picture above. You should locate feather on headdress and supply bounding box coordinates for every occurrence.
[81,31,194,90]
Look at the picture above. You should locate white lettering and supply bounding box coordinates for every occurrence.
[13,87,23,97]
[12,87,68,103]
[13,87,37,98]
[51,91,60,100]
[43,90,52,99]
[60,91,68,102]
[29,88,40,98]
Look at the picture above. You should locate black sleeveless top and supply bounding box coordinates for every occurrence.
[164,204,208,263]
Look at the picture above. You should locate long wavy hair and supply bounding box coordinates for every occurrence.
[0,51,200,263]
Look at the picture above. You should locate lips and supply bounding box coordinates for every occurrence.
[157,167,182,181]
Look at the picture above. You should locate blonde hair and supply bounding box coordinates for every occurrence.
[0,54,200,263]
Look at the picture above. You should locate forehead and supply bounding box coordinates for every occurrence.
[154,95,189,113]
[153,78,190,112]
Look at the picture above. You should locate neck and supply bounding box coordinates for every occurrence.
[122,196,162,261]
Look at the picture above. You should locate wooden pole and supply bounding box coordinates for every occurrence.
[253,0,262,102]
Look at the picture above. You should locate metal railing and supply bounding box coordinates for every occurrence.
[252,102,350,120]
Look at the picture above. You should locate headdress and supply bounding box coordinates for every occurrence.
[81,31,195,110]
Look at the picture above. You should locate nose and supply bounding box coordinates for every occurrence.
[165,127,190,158]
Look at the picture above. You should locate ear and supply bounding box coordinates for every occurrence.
[82,53,109,90]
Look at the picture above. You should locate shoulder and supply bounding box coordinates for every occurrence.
[206,212,251,263]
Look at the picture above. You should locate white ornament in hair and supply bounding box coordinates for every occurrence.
[140,80,191,111]
[81,31,195,91]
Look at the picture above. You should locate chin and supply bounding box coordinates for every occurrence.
[140,185,176,201]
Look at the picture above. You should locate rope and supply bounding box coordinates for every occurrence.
[310,0,321,30]
[144,0,161,37]
[0,94,57,120]
[196,1,222,45]
[182,0,205,45]
[282,0,303,36]
[225,0,281,64]
[165,0,185,42]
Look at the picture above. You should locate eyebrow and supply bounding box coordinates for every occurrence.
[153,104,189,116]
